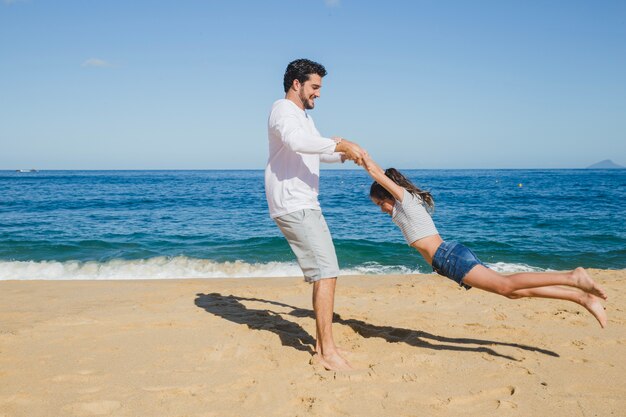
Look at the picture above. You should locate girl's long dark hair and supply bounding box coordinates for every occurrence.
[370,168,435,211]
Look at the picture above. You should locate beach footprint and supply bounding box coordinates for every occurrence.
[52,369,97,383]
[443,386,517,412]
[142,384,206,397]
[64,400,121,416]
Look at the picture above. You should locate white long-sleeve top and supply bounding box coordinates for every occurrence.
[264,99,343,218]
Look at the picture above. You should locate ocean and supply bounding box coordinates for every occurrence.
[1,169,624,280]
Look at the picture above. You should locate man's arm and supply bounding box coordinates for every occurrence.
[319,153,345,164]
[272,114,337,155]
[270,103,366,162]
[334,138,365,165]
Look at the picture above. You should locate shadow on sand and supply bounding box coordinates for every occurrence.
[194,293,559,361]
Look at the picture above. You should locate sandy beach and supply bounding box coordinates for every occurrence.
[1,269,624,417]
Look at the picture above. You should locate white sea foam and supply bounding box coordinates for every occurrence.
[0,257,424,281]
[0,257,548,281]
[485,262,548,273]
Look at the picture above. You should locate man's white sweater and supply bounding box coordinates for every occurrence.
[264,99,342,218]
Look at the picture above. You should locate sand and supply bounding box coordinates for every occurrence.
[1,269,624,417]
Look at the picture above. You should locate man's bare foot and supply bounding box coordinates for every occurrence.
[573,267,607,300]
[315,344,352,357]
[311,351,352,371]
[581,293,607,328]
[335,347,352,357]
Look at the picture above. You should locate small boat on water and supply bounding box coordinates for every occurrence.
[16,169,38,173]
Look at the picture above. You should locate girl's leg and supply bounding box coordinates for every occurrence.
[509,286,607,328]
[463,265,607,299]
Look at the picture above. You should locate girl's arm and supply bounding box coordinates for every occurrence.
[362,154,405,201]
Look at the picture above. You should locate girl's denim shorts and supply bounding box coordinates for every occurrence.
[431,241,486,290]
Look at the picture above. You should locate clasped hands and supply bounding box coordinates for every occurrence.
[333,137,369,167]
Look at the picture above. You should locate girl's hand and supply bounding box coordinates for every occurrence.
[362,154,381,175]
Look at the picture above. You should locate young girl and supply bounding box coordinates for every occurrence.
[361,155,608,328]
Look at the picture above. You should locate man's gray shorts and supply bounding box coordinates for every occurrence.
[274,209,340,283]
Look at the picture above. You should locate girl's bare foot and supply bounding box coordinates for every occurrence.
[573,267,607,300]
[581,293,608,328]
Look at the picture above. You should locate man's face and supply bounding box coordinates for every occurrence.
[297,74,322,110]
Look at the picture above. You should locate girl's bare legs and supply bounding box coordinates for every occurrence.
[464,266,607,299]
[464,266,607,328]
[510,286,607,328]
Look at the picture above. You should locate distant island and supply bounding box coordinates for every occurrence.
[586,159,624,169]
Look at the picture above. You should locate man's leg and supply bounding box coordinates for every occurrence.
[274,210,351,370]
[312,277,352,371]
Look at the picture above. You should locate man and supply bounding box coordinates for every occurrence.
[264,58,365,371]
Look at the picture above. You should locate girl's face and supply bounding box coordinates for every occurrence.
[372,197,394,216]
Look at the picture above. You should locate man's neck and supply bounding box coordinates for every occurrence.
[285,91,305,110]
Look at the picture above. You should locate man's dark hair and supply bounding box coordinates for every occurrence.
[283,59,327,93]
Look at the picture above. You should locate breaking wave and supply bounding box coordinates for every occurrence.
[0,257,547,280]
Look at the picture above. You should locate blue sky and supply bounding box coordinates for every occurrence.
[1,0,625,169]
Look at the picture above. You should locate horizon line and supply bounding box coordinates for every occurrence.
[3,167,625,172]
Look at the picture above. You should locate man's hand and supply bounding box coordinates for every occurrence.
[334,138,366,166]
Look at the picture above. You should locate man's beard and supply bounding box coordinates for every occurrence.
[299,91,314,109]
